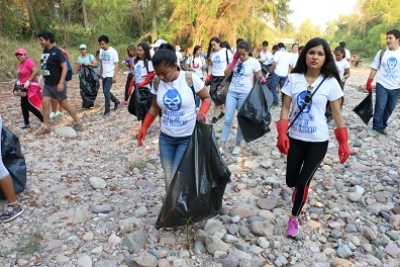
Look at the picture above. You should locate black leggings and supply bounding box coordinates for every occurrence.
[124,73,134,101]
[286,137,328,216]
[21,96,43,125]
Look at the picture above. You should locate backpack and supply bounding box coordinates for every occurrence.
[59,49,73,81]
[379,48,387,67]
[153,71,195,99]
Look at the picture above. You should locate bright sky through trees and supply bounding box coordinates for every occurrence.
[289,0,358,28]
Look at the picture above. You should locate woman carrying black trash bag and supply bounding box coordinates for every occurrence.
[137,43,211,192]
[206,37,233,123]
[276,37,350,238]
[219,41,266,155]
[0,116,24,222]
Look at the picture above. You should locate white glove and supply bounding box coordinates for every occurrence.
[16,80,21,85]
[24,80,31,88]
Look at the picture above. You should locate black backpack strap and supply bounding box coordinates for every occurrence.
[288,76,327,131]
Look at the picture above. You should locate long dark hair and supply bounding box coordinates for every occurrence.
[134,42,152,72]
[292,37,341,85]
[334,46,345,60]
[191,45,201,65]
[207,37,221,59]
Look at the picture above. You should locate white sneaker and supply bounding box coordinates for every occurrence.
[55,111,64,117]
[232,146,241,155]
[49,112,56,119]
[219,147,224,155]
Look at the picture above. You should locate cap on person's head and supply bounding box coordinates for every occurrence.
[14,48,27,55]
[151,39,167,48]
[79,44,87,50]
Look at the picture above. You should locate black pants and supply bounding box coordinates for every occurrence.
[286,137,328,216]
[21,96,43,125]
[124,73,134,101]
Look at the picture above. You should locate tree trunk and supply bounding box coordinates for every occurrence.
[82,0,88,28]
[151,0,157,41]
[25,0,40,33]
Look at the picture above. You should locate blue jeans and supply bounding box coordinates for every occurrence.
[373,83,399,131]
[220,90,248,142]
[268,72,287,105]
[102,77,119,113]
[159,131,192,192]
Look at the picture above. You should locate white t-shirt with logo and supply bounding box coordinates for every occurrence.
[273,49,292,77]
[151,71,204,137]
[260,50,274,65]
[188,56,205,79]
[282,73,343,142]
[135,60,154,89]
[99,47,119,78]
[335,59,350,79]
[210,48,233,77]
[229,57,261,93]
[370,48,400,89]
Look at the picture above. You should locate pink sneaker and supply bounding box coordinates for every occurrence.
[286,217,300,238]
[120,101,128,107]
[291,188,297,204]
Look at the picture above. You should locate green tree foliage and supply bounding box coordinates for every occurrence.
[1,0,291,51]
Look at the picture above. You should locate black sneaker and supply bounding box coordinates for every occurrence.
[0,205,23,222]
[103,112,110,117]
[217,112,225,120]
[114,102,120,110]
[19,124,30,129]
[211,117,218,123]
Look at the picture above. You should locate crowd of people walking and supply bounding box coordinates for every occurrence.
[3,28,400,238]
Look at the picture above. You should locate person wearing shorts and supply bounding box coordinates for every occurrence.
[37,30,82,135]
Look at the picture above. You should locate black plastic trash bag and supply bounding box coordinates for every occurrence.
[128,86,153,121]
[353,92,373,125]
[156,122,231,228]
[79,65,100,108]
[237,81,273,143]
[209,76,225,106]
[0,126,27,199]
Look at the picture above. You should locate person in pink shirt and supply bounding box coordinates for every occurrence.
[15,48,43,129]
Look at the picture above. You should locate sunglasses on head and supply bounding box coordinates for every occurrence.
[305,86,313,103]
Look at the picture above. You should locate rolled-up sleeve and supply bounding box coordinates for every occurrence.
[0,116,10,180]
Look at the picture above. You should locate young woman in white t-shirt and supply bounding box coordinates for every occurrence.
[132,43,156,121]
[137,44,211,192]
[334,46,350,86]
[276,37,350,238]
[219,41,266,155]
[206,37,233,123]
[186,45,205,80]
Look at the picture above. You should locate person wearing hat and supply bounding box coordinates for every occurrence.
[77,44,99,109]
[77,44,97,68]
[14,48,43,129]
[150,39,167,58]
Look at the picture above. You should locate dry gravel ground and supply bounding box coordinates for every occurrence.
[0,66,399,267]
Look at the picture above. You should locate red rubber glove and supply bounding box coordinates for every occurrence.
[366,78,373,92]
[137,113,156,146]
[229,52,239,71]
[259,77,267,84]
[205,74,211,83]
[196,100,211,123]
[276,119,290,155]
[138,72,156,87]
[334,127,350,164]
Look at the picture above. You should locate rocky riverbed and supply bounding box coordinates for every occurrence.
[0,66,399,267]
